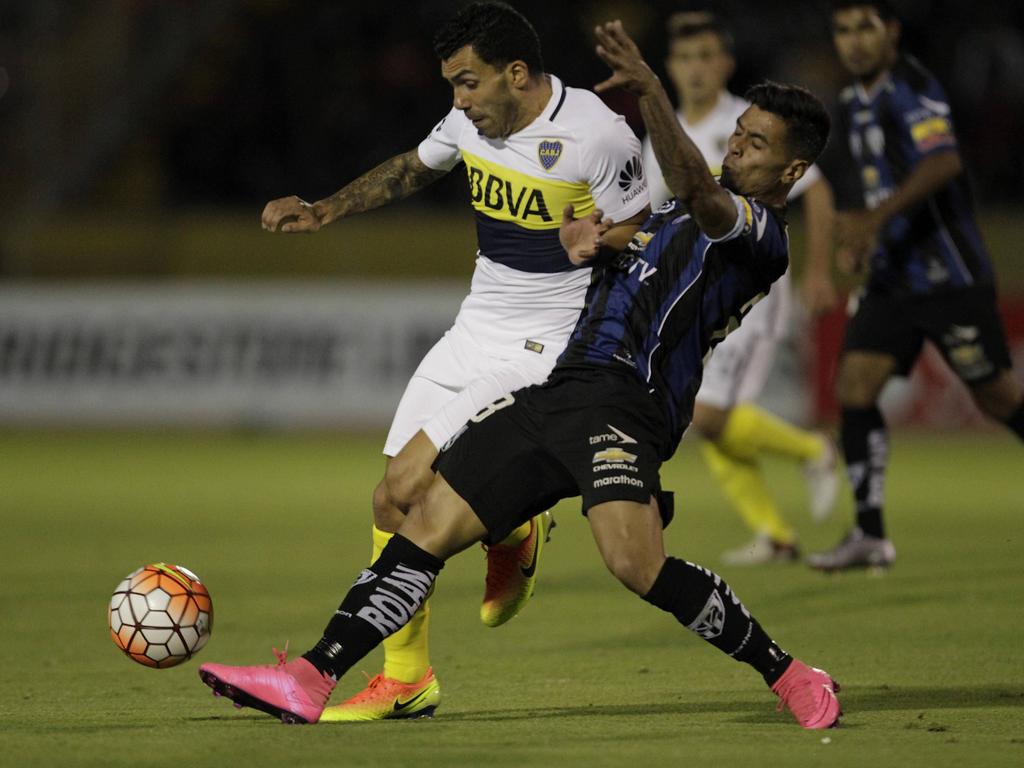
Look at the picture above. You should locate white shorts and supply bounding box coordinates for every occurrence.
[383,325,559,457]
[695,272,790,410]
[696,319,780,410]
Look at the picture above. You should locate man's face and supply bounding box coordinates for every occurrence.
[832,6,898,80]
[665,31,733,105]
[441,45,518,139]
[720,106,797,199]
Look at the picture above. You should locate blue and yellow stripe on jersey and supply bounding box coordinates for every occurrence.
[739,196,753,232]
[462,149,597,273]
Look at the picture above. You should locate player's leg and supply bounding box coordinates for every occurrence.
[304,476,489,683]
[971,370,1024,433]
[324,332,474,721]
[924,285,1024,438]
[808,291,917,571]
[695,331,830,564]
[699,438,798,563]
[333,335,561,719]
[586,498,841,729]
[198,388,568,724]
[716,332,838,514]
[418,353,562,628]
[695,336,795,561]
[560,377,840,728]
[324,431,441,721]
[315,389,572,697]
[196,472,483,724]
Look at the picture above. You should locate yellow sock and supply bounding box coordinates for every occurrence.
[499,520,533,547]
[718,403,823,463]
[701,442,795,544]
[373,526,430,683]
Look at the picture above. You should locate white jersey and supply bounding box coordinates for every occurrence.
[641,90,821,338]
[643,91,748,209]
[419,75,648,354]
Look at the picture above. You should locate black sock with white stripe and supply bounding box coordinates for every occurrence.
[841,406,888,538]
[642,557,791,686]
[303,535,444,680]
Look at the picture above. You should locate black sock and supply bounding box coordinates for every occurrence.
[1003,401,1024,441]
[303,535,444,680]
[841,406,888,538]
[642,557,792,686]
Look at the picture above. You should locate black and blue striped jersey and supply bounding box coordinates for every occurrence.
[837,55,992,294]
[557,193,790,449]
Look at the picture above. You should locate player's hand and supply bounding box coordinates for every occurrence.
[560,204,612,265]
[261,195,324,233]
[799,270,839,315]
[593,21,659,96]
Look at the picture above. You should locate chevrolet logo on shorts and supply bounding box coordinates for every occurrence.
[593,448,637,464]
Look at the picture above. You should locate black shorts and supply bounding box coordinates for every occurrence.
[433,367,672,544]
[843,284,1012,383]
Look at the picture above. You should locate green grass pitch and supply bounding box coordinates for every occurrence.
[2,430,1022,767]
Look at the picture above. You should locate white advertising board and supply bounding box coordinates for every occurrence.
[0,282,467,427]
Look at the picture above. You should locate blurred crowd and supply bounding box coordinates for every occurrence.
[1,0,1023,214]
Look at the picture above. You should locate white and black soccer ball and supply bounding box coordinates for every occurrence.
[108,563,213,668]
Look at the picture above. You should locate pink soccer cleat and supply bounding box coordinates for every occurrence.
[771,659,842,729]
[199,646,335,724]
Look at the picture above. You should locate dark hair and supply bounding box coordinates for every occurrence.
[744,82,831,163]
[433,2,544,75]
[830,0,898,21]
[666,11,734,55]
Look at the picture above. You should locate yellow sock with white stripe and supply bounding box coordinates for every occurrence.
[701,442,795,544]
[717,403,824,463]
[373,526,431,684]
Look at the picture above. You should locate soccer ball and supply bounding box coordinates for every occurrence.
[108,563,213,668]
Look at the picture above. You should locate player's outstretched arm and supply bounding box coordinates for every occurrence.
[261,149,448,233]
[593,21,736,240]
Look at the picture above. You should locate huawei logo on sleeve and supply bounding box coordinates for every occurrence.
[618,156,646,204]
[618,156,644,190]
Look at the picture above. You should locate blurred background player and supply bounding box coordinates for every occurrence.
[809,0,1024,571]
[642,12,840,565]
[197,21,841,729]
[260,1,647,719]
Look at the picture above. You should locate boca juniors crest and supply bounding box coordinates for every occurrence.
[538,140,563,170]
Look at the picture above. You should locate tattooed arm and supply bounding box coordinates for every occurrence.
[261,149,448,233]
[593,21,737,239]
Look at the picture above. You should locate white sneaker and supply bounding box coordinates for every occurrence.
[721,534,800,566]
[807,528,896,572]
[804,434,839,523]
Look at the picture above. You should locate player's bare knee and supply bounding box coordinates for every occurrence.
[372,479,404,532]
[835,367,872,406]
[836,355,891,407]
[383,456,434,513]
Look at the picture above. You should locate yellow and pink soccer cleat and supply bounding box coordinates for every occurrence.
[480,511,553,628]
[771,658,842,729]
[319,668,441,722]
[199,646,335,724]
